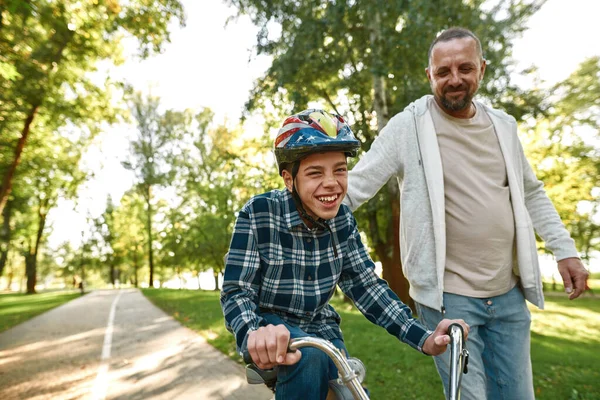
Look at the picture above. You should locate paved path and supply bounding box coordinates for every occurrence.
[0,289,272,400]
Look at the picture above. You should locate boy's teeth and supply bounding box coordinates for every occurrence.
[318,195,337,202]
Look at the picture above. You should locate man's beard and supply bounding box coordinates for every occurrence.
[439,84,474,111]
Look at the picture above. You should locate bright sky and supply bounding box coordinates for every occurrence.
[47,0,600,249]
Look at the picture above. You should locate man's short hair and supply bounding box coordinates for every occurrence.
[428,27,483,66]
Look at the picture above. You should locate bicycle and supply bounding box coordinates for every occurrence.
[243,323,469,400]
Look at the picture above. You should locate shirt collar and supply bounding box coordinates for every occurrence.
[280,188,341,233]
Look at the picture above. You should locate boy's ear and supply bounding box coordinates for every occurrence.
[282,170,293,192]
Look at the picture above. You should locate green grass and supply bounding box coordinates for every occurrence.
[530,296,600,399]
[143,288,600,399]
[0,291,82,333]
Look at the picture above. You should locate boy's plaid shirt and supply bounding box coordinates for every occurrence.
[221,189,431,353]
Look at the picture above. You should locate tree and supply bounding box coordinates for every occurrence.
[522,57,600,261]
[123,92,189,287]
[93,195,121,286]
[0,0,186,215]
[157,108,273,289]
[112,189,148,288]
[225,0,545,306]
[17,130,86,293]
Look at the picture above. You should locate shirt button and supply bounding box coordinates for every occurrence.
[307,238,312,243]
[307,275,312,281]
[487,300,493,306]
[305,312,311,316]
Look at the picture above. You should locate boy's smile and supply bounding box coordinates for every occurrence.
[283,151,348,223]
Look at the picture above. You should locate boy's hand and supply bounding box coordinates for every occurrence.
[247,324,302,370]
[422,319,469,356]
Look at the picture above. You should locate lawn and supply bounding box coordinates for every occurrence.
[142,288,600,399]
[0,291,83,333]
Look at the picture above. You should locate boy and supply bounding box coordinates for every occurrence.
[221,109,467,399]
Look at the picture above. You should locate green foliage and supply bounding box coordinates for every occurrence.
[0,0,185,151]
[122,91,191,286]
[227,0,544,127]
[0,0,185,287]
[102,101,279,285]
[521,57,600,259]
[112,189,148,286]
[157,107,279,282]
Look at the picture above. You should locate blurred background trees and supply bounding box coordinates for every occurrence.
[1,0,598,296]
[0,0,185,292]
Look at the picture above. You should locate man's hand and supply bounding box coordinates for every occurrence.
[246,324,302,370]
[422,319,469,356]
[557,257,590,300]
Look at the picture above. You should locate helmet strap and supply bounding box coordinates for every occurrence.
[290,161,326,231]
[290,161,339,258]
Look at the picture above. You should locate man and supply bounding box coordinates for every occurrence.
[221,109,468,399]
[344,27,589,399]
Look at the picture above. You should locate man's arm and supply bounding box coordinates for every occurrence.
[345,116,405,211]
[337,219,430,350]
[519,143,589,298]
[338,216,468,355]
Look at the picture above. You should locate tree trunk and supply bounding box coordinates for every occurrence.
[0,200,12,278]
[0,104,39,216]
[133,246,139,288]
[25,199,48,294]
[79,246,86,295]
[25,253,36,294]
[369,10,389,130]
[110,264,115,286]
[388,181,414,311]
[213,270,219,291]
[7,267,14,291]
[367,10,413,311]
[145,185,155,287]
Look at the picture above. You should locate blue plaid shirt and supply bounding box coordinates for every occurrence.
[221,189,432,353]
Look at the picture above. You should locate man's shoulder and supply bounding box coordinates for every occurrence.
[384,95,431,127]
[478,101,517,124]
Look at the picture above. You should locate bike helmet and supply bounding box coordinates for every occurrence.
[274,109,360,175]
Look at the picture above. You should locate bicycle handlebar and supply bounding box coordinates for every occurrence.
[447,323,469,400]
[243,327,468,400]
[243,337,369,400]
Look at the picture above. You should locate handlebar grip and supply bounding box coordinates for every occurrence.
[447,322,465,339]
[242,349,253,364]
[242,345,296,365]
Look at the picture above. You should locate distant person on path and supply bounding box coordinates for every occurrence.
[221,109,468,399]
[343,27,590,399]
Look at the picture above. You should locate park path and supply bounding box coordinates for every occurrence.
[0,289,272,400]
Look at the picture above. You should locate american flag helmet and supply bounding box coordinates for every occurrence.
[274,109,360,175]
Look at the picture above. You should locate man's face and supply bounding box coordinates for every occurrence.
[426,37,486,118]
[283,151,348,221]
